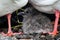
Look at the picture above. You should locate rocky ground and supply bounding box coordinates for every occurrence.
[0,34,17,40]
[0,34,34,40]
[0,33,55,40]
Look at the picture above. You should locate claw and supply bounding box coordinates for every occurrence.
[1,32,7,36]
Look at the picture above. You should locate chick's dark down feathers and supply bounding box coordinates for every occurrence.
[22,13,53,34]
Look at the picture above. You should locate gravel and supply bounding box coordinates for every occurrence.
[0,34,18,40]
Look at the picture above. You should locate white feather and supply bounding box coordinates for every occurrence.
[29,0,60,14]
[30,0,58,6]
[0,0,28,16]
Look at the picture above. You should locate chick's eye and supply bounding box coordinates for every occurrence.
[26,11,29,13]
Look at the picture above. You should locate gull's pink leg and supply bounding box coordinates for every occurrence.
[6,14,23,36]
[1,13,13,36]
[7,14,23,35]
[48,10,59,36]
[6,13,13,36]
[1,13,23,36]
